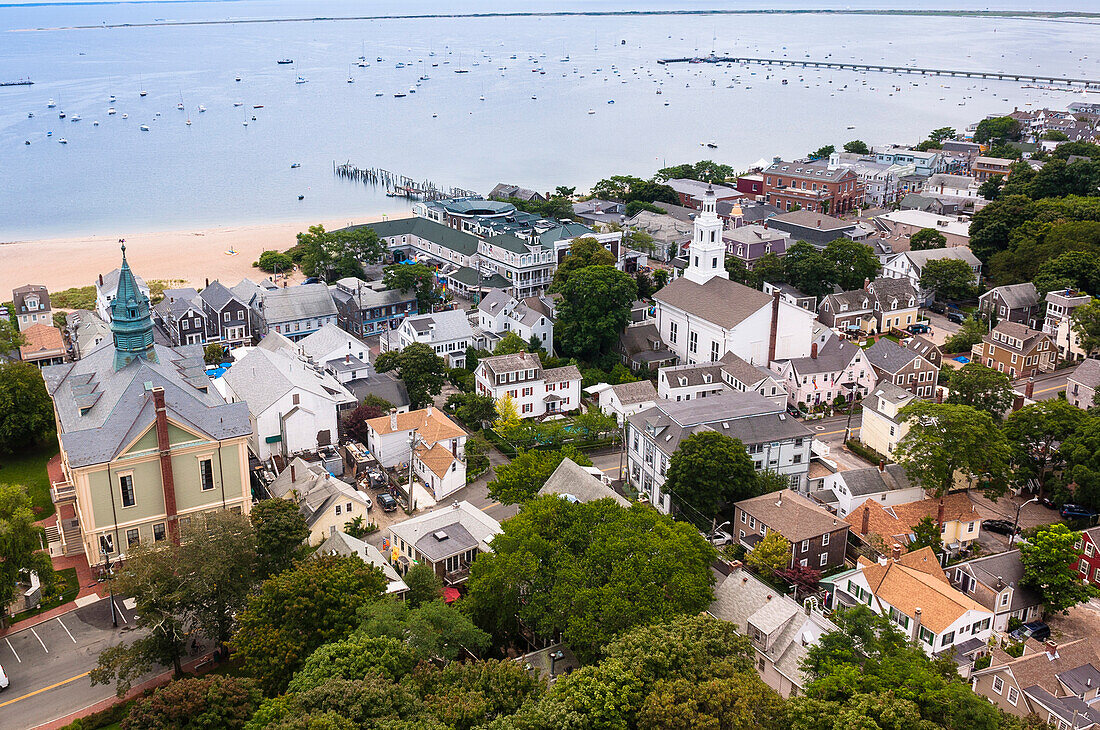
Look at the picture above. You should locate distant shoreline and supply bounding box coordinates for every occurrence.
[11,8,1100,33]
[0,214,402,298]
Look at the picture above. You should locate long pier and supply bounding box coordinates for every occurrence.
[333,162,477,201]
[657,56,1100,88]
[0,79,34,87]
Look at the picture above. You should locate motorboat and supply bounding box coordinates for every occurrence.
[140,124,149,131]
[108,107,116,115]
[27,112,34,118]
[290,162,301,168]
[296,76,307,84]
[58,137,67,144]
[393,92,406,97]
[587,109,595,114]
[198,105,206,112]
[235,76,241,82]
[375,90,384,96]
[277,59,293,64]
[58,110,65,118]
[47,98,55,107]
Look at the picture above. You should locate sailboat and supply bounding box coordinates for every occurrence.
[138,74,147,97]
[347,65,355,83]
[177,91,185,110]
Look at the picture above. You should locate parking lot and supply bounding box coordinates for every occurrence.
[0,598,141,730]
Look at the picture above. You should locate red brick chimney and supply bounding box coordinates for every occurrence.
[1025,378,1035,399]
[861,505,870,536]
[151,387,180,545]
[936,499,946,527]
[879,459,885,472]
[290,463,296,482]
[935,389,943,404]
[811,342,818,359]
[892,543,902,561]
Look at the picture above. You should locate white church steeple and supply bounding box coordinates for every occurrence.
[684,185,728,285]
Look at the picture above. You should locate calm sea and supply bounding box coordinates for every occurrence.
[1,0,1099,239]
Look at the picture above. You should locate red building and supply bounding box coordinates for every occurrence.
[762,160,864,215]
[736,173,765,197]
[1073,526,1100,587]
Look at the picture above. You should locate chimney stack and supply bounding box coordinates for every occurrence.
[767,292,781,364]
[1046,640,1059,660]
[811,342,818,359]
[290,463,296,482]
[151,387,180,545]
[426,404,433,417]
[936,499,946,527]
[864,277,871,290]
[861,505,870,536]
[935,389,943,404]
[892,543,902,561]
[879,459,885,472]
[912,607,923,643]
[98,273,104,286]
[817,218,822,228]
[390,409,398,431]
[1025,378,1035,399]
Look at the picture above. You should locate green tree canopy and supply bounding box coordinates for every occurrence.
[233,554,389,694]
[1021,524,1100,615]
[974,116,1021,143]
[375,342,447,409]
[403,563,444,608]
[255,250,294,274]
[443,392,497,429]
[895,401,1011,498]
[124,675,262,730]
[930,127,957,143]
[920,258,977,302]
[179,511,257,650]
[823,239,881,292]
[654,160,735,185]
[909,516,943,553]
[293,224,383,281]
[663,431,759,525]
[343,395,394,444]
[554,265,637,361]
[843,140,870,154]
[945,363,1015,419]
[1072,298,1100,355]
[809,144,836,160]
[784,242,834,299]
[910,228,947,250]
[549,236,616,291]
[0,318,26,359]
[0,363,54,453]
[745,531,792,575]
[1004,398,1085,493]
[493,331,529,355]
[943,315,987,354]
[250,497,310,578]
[487,446,592,504]
[465,496,716,660]
[382,262,439,312]
[1059,416,1100,510]
[0,483,54,615]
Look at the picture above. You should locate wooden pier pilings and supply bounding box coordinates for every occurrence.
[333,161,477,201]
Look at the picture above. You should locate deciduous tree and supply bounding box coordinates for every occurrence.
[664,431,759,525]
[1021,524,1100,615]
[343,394,394,444]
[910,228,947,250]
[232,554,388,694]
[375,342,447,409]
[822,239,881,292]
[487,447,592,504]
[920,258,976,302]
[895,401,1011,498]
[493,331,529,355]
[250,497,310,578]
[549,237,616,291]
[0,484,54,617]
[945,363,1015,419]
[178,511,257,652]
[909,516,943,553]
[294,224,383,281]
[0,318,26,358]
[745,531,792,575]
[382,262,439,312]
[554,265,637,361]
[403,563,444,608]
[124,675,261,730]
[1072,298,1100,355]
[843,140,870,154]
[0,363,54,453]
[1004,398,1085,492]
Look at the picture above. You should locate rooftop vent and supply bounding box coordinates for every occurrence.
[432,530,449,541]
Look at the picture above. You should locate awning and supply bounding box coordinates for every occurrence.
[443,586,461,604]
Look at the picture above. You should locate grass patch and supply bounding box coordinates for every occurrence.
[0,440,60,519]
[52,286,97,311]
[10,567,79,623]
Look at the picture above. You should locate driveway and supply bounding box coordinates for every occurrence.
[920,309,962,349]
[0,598,141,730]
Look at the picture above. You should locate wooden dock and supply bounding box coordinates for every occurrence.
[0,79,34,87]
[333,162,477,201]
[656,55,1100,88]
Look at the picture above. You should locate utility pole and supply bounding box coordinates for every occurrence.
[102,548,118,628]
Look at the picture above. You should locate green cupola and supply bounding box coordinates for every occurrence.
[110,243,158,370]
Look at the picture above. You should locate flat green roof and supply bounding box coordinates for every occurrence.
[446,267,512,289]
[345,217,480,257]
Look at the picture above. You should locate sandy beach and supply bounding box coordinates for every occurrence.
[0,214,395,300]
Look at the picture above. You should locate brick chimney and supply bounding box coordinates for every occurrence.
[99,273,104,286]
[290,463,296,482]
[767,292,781,364]
[861,504,870,536]
[912,607,923,643]
[816,218,822,228]
[390,409,398,431]
[936,499,946,527]
[879,459,885,472]
[892,543,902,561]
[151,387,180,545]
[1046,640,1059,660]
[811,342,818,359]
[935,389,943,404]
[864,277,871,290]
[1025,378,1035,399]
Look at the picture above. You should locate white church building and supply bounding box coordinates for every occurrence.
[653,186,815,366]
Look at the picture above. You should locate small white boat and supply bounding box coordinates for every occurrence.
[347,76,354,84]
[531,94,537,100]
[375,90,383,96]
[122,113,128,119]
[139,89,147,97]
[290,162,300,168]
[93,120,99,126]
[47,98,56,107]
[455,68,469,73]
[393,92,406,97]
[58,137,67,144]
[235,75,241,82]
[198,104,206,112]
[587,109,595,114]
[108,107,117,115]
[109,94,116,101]
[71,114,81,122]
[242,121,249,126]
[234,101,243,106]
[27,112,34,118]
[296,76,307,84]
[186,119,191,125]
[479,94,485,101]
[140,124,149,131]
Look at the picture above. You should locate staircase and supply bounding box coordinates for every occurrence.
[61,518,85,556]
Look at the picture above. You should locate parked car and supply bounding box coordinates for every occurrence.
[1041,496,1058,510]
[982,519,1019,535]
[377,492,399,512]
[1060,504,1098,520]
[0,662,8,691]
[929,301,946,314]
[946,311,967,324]
[907,323,931,334]
[708,530,733,547]
[1009,621,1051,643]
[302,276,321,285]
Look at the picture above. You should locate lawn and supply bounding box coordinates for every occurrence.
[0,440,60,520]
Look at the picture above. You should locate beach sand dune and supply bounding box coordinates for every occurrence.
[0,215,392,299]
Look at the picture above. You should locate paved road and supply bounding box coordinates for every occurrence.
[0,598,140,730]
[1013,364,1077,402]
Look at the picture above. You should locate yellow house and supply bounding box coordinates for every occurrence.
[846,492,983,555]
[859,382,917,459]
[43,246,252,563]
[265,456,373,545]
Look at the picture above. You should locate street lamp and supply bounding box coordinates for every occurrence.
[102,548,118,628]
[1010,497,1039,546]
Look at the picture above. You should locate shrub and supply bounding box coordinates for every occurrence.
[255,250,294,273]
[122,675,261,730]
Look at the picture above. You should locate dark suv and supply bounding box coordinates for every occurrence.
[946,311,967,325]
[377,492,399,512]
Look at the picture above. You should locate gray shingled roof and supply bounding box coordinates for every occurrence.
[785,339,862,377]
[719,351,774,388]
[952,549,1041,614]
[404,309,475,343]
[156,288,201,319]
[983,282,1038,310]
[42,343,250,468]
[480,352,541,377]
[865,338,920,374]
[839,464,913,496]
[654,276,773,330]
[903,247,980,271]
[608,379,657,406]
[261,283,337,324]
[222,335,353,415]
[544,365,581,383]
[539,458,630,506]
[199,281,239,312]
[1069,358,1100,390]
[736,489,846,543]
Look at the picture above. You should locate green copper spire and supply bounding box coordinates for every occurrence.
[110,242,157,370]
